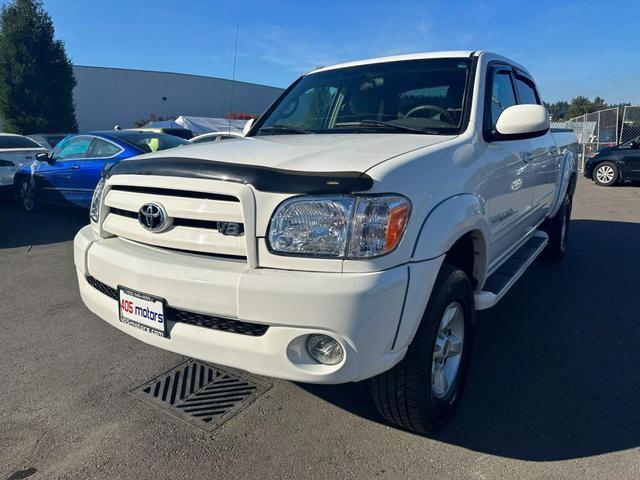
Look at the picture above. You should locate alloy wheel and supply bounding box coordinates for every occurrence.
[596,165,615,184]
[431,302,465,398]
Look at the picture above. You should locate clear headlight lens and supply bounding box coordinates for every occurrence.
[90,178,105,223]
[268,195,411,258]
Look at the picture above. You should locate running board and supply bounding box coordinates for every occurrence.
[474,231,548,310]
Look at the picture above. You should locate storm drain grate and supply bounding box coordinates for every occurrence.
[130,360,271,431]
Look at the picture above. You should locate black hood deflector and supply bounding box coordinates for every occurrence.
[104,157,373,194]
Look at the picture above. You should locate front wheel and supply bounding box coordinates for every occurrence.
[17,178,37,212]
[371,263,475,434]
[542,194,572,261]
[593,161,619,186]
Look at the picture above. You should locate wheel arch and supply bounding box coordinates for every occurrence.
[392,195,490,352]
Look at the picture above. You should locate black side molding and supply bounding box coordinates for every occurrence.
[103,157,373,194]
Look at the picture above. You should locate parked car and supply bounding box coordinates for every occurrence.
[15,130,187,210]
[129,127,194,140]
[189,131,244,144]
[27,133,70,149]
[75,51,577,434]
[0,133,47,194]
[584,135,640,186]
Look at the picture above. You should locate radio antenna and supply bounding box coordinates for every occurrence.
[228,24,239,134]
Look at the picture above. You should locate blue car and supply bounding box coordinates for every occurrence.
[14,130,188,211]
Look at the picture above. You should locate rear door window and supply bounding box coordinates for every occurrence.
[89,138,122,158]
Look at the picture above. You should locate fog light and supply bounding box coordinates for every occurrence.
[306,334,344,365]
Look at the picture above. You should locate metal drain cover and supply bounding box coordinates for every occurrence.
[130,360,271,431]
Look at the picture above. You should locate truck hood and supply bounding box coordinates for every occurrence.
[140,133,455,173]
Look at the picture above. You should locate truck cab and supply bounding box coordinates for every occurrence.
[74,51,577,433]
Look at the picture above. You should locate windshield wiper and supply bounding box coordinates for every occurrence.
[334,120,440,135]
[258,124,310,134]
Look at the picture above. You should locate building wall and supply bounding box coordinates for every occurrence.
[72,66,284,132]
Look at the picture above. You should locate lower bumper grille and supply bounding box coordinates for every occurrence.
[85,275,268,337]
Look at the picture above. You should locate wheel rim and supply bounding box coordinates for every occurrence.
[596,165,615,184]
[20,181,34,210]
[431,302,465,399]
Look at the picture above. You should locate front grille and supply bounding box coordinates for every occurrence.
[86,275,268,337]
[110,207,220,230]
[110,185,239,202]
[102,184,248,258]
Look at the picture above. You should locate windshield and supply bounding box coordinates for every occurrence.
[256,58,471,136]
[120,132,188,153]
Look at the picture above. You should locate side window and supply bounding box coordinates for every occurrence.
[514,74,540,105]
[89,138,121,158]
[53,137,93,160]
[489,69,517,129]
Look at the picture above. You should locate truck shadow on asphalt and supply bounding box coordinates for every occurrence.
[0,202,87,249]
[300,219,640,461]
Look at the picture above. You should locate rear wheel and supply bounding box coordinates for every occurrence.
[593,161,619,186]
[17,178,36,212]
[371,263,475,434]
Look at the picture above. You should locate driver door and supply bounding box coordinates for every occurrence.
[34,136,93,205]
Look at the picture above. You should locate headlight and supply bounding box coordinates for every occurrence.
[90,178,105,223]
[268,195,411,258]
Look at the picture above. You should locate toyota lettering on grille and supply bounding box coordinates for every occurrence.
[138,203,169,232]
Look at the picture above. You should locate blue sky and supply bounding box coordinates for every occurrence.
[44,0,640,104]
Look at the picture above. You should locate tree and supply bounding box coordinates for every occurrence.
[0,0,77,134]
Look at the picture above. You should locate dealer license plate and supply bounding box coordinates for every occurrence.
[118,286,168,338]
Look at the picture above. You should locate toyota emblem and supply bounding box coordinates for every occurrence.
[138,203,169,232]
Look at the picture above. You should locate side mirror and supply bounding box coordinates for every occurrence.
[36,152,55,165]
[494,104,550,140]
[242,118,255,136]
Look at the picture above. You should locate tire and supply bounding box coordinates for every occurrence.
[542,194,572,261]
[371,263,475,434]
[16,178,37,212]
[593,161,619,186]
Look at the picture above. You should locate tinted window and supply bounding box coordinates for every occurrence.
[0,135,42,149]
[514,74,539,105]
[90,138,121,158]
[489,70,517,129]
[119,133,187,153]
[54,136,93,160]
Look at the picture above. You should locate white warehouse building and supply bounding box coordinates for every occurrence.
[72,65,284,132]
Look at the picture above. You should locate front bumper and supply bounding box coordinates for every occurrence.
[74,225,411,384]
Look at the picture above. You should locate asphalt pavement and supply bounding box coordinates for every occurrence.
[1,177,640,479]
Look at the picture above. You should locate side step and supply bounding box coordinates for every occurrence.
[474,231,548,310]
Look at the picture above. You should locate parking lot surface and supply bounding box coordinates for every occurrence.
[1,177,640,480]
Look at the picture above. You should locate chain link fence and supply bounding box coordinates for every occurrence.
[552,107,619,173]
[620,106,640,144]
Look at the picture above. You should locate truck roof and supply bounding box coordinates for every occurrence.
[307,50,532,78]
[308,51,475,75]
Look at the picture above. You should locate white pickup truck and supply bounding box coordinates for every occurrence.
[74,51,577,433]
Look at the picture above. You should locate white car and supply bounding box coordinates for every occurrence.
[75,51,577,433]
[0,133,47,192]
[189,131,244,144]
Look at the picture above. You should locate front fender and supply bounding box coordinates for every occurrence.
[549,149,577,218]
[411,193,490,285]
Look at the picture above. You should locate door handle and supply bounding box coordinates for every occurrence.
[521,152,532,163]
[549,146,558,155]
[71,164,80,169]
